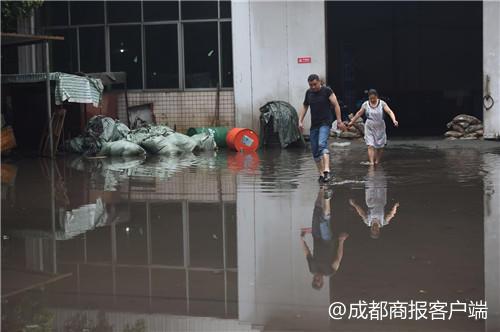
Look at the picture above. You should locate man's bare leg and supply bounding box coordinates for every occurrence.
[316,159,324,176]
[322,190,331,215]
[322,152,330,173]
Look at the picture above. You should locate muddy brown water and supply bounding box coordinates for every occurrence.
[2,141,499,331]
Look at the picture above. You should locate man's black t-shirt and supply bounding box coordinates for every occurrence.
[303,86,334,129]
[307,242,336,276]
[307,204,337,276]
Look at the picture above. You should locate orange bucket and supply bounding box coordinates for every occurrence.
[226,128,259,152]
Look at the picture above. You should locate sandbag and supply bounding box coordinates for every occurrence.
[460,135,479,140]
[452,114,481,125]
[190,132,217,151]
[451,124,465,133]
[339,131,362,139]
[126,125,174,145]
[461,132,480,139]
[65,136,102,155]
[142,133,197,155]
[164,132,198,152]
[86,116,129,142]
[141,136,181,155]
[115,122,131,137]
[455,121,470,129]
[66,137,85,153]
[99,140,146,156]
[444,131,464,138]
[444,114,483,139]
[465,124,483,133]
[348,125,359,134]
[353,122,365,135]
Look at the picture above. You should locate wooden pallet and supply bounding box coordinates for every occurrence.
[40,108,66,157]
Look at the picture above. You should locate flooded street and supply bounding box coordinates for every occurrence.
[2,140,500,331]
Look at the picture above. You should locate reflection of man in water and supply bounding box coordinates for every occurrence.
[349,166,399,239]
[300,187,349,290]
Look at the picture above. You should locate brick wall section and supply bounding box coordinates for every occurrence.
[117,90,236,133]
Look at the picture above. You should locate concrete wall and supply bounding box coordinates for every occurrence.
[483,1,500,139]
[232,1,326,134]
[484,153,500,332]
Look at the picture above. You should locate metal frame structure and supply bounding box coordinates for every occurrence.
[55,199,236,316]
[1,32,64,158]
[41,0,232,92]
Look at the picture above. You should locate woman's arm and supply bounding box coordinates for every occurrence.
[385,202,400,224]
[349,199,368,220]
[348,107,365,127]
[383,102,399,127]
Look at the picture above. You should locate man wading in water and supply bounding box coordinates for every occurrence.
[299,74,346,183]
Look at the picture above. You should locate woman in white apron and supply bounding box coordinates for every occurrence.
[348,89,399,165]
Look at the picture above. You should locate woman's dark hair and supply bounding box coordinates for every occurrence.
[368,89,378,97]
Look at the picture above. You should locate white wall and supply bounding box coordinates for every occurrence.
[484,153,500,332]
[232,0,327,135]
[483,1,500,139]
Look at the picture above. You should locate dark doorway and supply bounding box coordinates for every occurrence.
[326,1,483,136]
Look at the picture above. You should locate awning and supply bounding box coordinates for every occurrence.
[2,72,103,107]
[1,32,64,47]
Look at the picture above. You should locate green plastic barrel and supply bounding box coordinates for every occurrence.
[187,127,229,148]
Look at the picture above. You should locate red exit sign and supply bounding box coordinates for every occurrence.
[297,57,311,64]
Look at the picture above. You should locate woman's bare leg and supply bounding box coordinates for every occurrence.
[367,146,376,165]
[375,148,384,164]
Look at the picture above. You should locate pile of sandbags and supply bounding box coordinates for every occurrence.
[330,114,364,139]
[444,114,484,140]
[66,116,131,155]
[66,116,216,157]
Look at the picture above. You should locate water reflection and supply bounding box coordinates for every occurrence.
[1,145,498,331]
[301,187,349,290]
[2,153,240,330]
[349,166,400,239]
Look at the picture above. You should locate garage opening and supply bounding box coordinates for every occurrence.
[326,1,483,136]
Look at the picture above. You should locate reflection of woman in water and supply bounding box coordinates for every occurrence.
[300,187,349,290]
[349,166,399,239]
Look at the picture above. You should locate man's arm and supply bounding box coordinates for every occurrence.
[298,104,308,131]
[300,234,312,257]
[329,93,347,131]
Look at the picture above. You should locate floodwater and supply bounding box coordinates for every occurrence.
[1,140,500,332]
